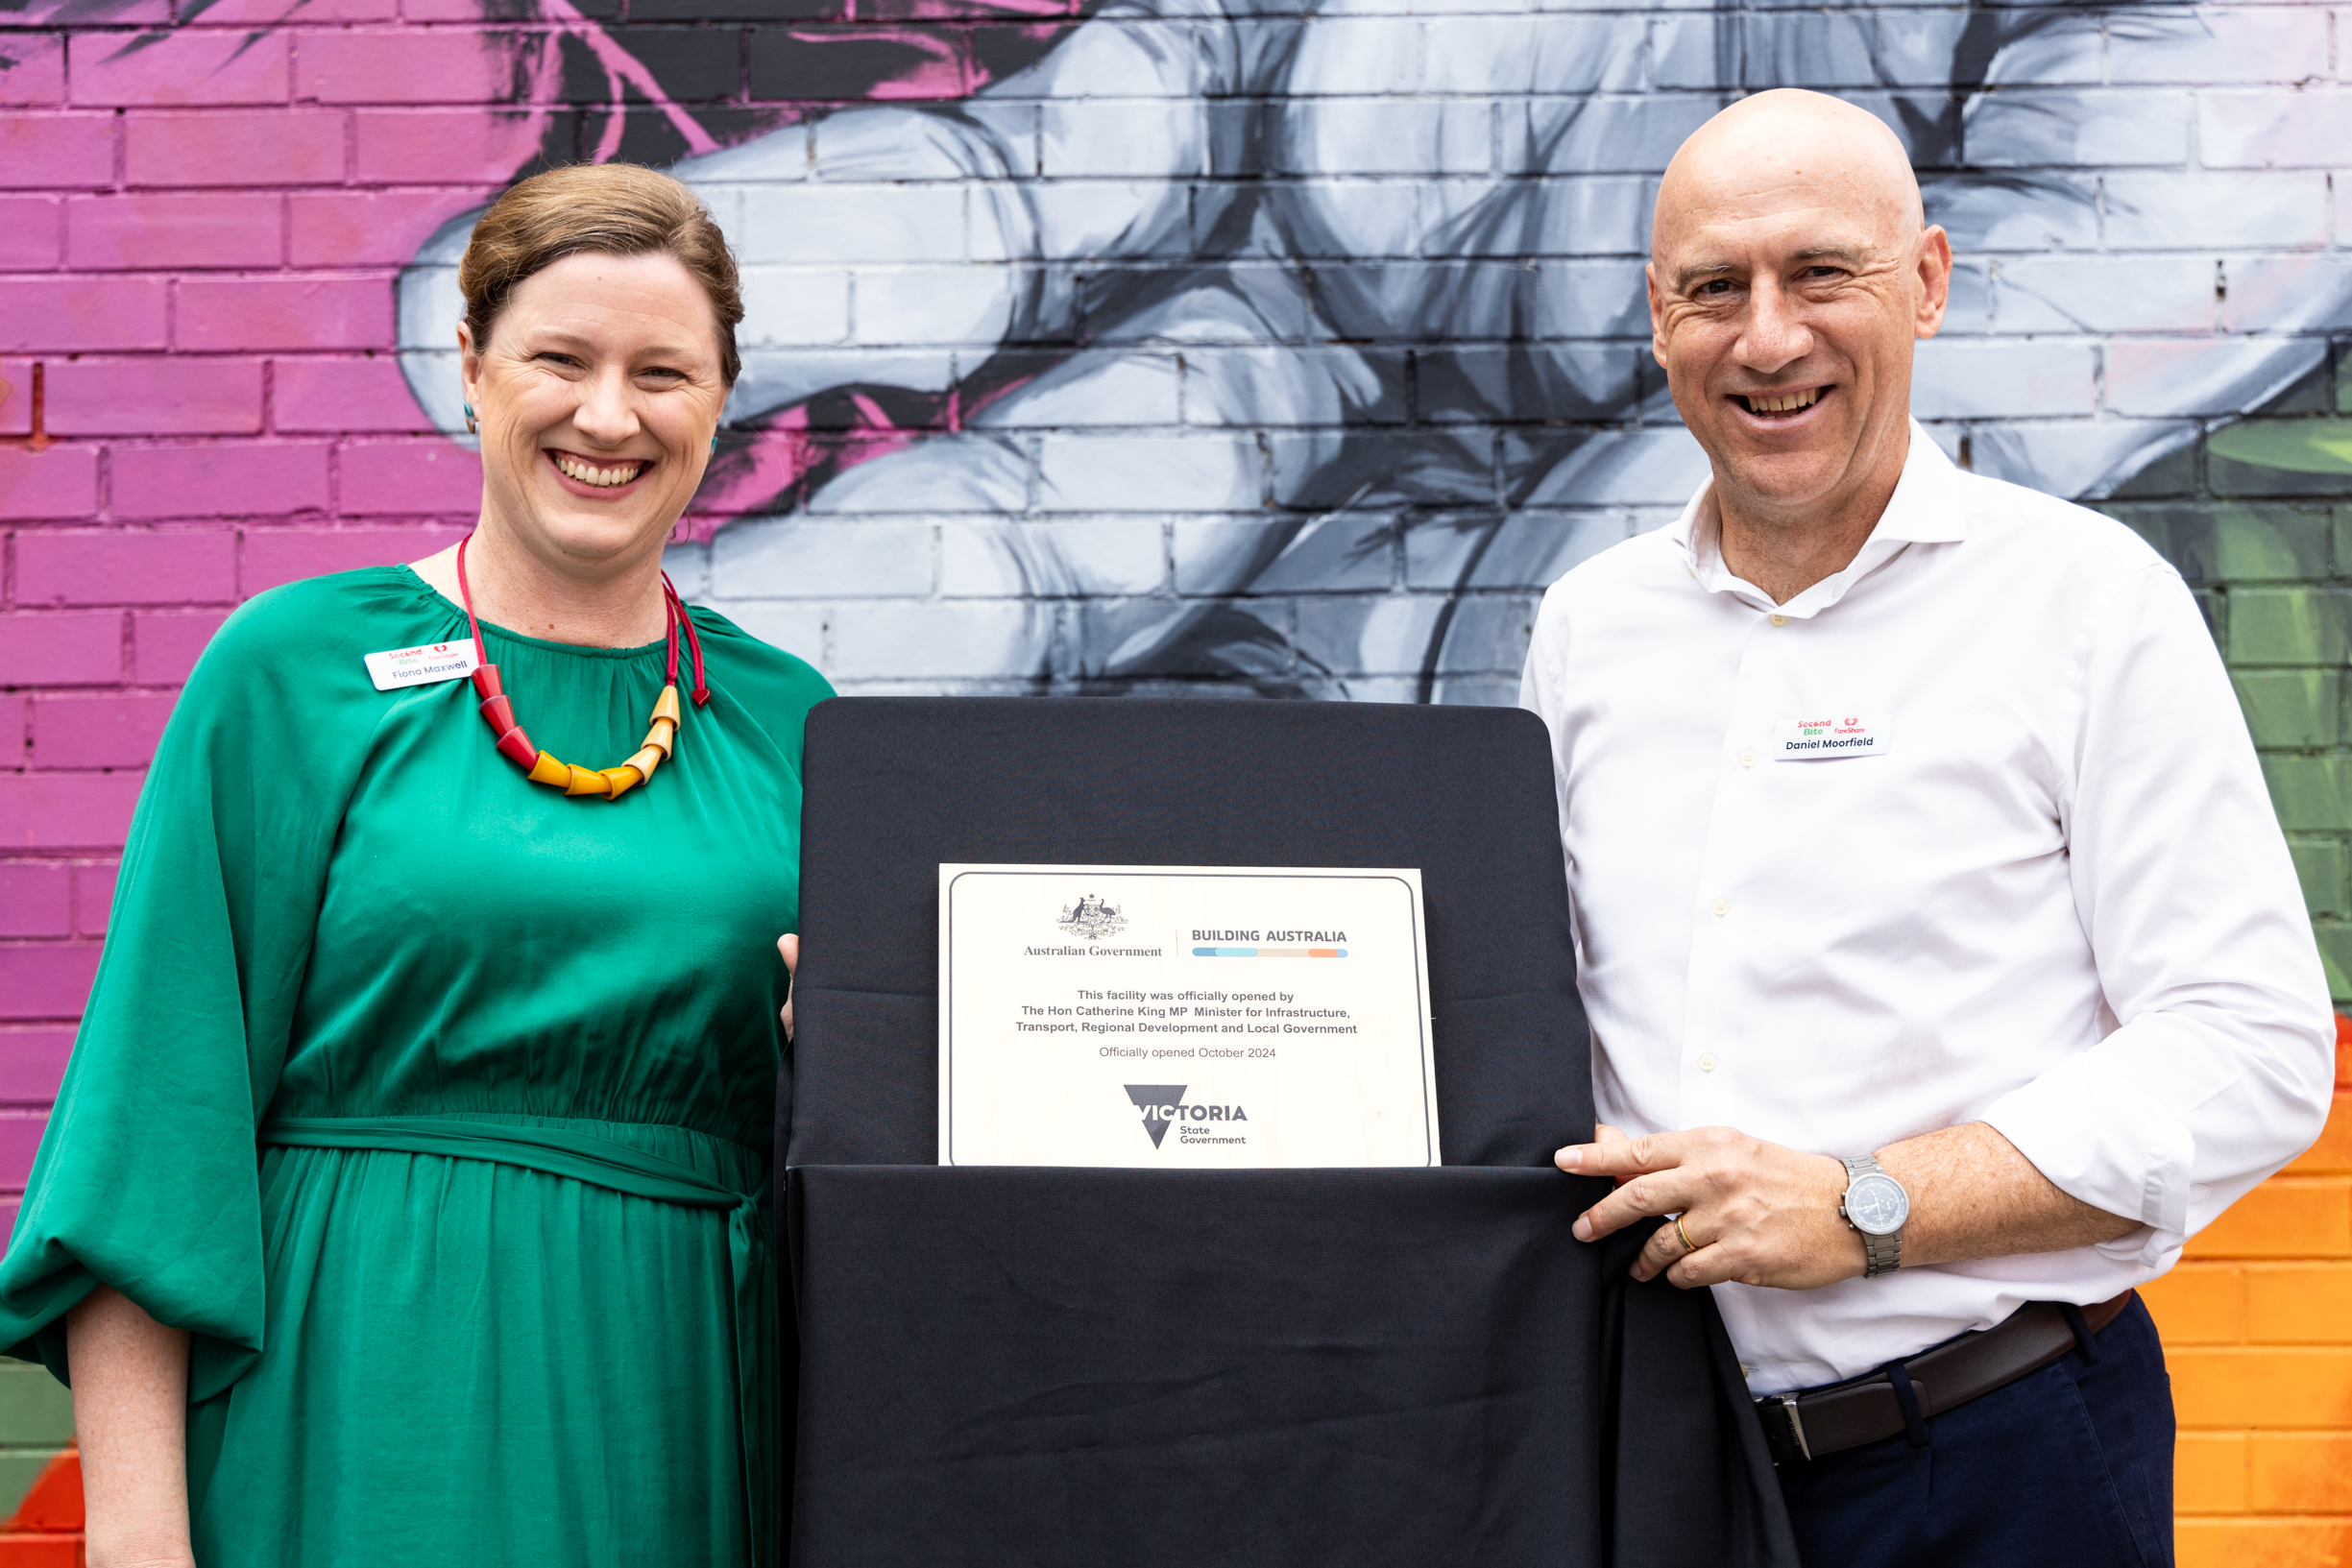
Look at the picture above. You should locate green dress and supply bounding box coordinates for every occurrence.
[0,566,832,1566]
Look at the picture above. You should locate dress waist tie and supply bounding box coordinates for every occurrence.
[257,1116,774,1568]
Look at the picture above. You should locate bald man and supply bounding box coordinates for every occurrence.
[1520,90,2334,1564]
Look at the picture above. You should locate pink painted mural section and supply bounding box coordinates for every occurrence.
[0,0,1081,1231]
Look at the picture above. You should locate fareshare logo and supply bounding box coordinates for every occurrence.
[1124,1084,1249,1149]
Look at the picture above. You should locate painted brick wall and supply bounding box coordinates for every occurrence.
[5,0,2352,1554]
[2097,370,2352,1005]
[2115,384,2352,1564]
[2144,1027,2352,1568]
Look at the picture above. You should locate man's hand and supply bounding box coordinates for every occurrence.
[777,933,799,1040]
[1557,1121,2146,1290]
[1556,1124,1864,1290]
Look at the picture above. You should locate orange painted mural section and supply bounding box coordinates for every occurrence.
[0,1447,80,1567]
[2146,1023,2352,1568]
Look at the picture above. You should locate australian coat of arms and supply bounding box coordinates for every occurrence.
[1057,894,1128,942]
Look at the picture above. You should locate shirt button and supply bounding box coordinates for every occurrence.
[1768,613,1787,627]
[1738,750,1757,768]
[1711,898,1730,917]
[1698,1053,1717,1073]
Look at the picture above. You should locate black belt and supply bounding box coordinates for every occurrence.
[1755,1290,2135,1465]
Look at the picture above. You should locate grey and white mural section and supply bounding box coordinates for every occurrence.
[397,1,2348,700]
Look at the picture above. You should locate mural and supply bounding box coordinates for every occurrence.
[0,1,2342,782]
[9,0,2333,698]
[369,0,2346,698]
[3,4,2350,1548]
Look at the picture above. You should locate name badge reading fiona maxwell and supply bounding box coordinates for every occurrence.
[1776,714,1889,760]
[363,640,480,692]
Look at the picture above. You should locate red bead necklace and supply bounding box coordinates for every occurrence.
[455,531,711,800]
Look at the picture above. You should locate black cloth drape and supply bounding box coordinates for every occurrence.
[779,697,1797,1567]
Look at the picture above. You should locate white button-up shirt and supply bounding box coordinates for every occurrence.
[1519,421,2335,1392]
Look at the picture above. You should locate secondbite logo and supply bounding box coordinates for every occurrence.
[1124,1084,1249,1149]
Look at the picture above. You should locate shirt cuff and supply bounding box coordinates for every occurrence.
[1976,1025,2199,1266]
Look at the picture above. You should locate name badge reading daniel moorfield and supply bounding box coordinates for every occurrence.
[938,864,1439,1168]
[1776,713,1890,760]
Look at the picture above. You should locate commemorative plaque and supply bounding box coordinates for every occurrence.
[939,864,1439,1167]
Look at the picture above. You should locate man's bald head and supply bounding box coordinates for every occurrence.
[1655,90,1924,267]
[1643,89,1951,581]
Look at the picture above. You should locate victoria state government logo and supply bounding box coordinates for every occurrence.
[1125,1085,1249,1149]
[1057,892,1128,942]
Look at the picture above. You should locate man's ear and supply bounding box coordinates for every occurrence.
[1913,226,1952,341]
[1647,261,1669,368]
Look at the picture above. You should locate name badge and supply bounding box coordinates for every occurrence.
[1775,713,1888,760]
[363,640,479,691]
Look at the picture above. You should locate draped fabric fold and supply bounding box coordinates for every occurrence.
[783,698,1801,1566]
[1597,1218,1802,1568]
[258,1118,776,1568]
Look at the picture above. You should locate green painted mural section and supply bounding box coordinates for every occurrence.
[0,1361,74,1521]
[2103,358,2352,1004]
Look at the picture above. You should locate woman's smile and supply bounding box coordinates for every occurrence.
[545,447,655,496]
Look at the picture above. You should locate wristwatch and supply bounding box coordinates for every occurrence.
[1838,1154,1909,1278]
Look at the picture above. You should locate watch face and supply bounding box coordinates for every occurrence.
[1846,1172,1909,1236]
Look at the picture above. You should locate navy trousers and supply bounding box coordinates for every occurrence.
[1776,1295,2174,1567]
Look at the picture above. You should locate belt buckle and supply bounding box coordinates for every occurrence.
[1767,1394,1812,1464]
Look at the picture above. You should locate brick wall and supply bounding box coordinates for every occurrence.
[2097,363,2352,1001]
[0,1364,77,1568]
[5,0,2352,1553]
[2145,1028,2352,1568]
[2114,374,2352,1563]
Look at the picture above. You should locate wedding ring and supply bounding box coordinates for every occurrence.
[1674,1215,1698,1254]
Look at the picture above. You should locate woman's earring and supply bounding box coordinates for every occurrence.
[710,433,719,454]
[463,401,478,436]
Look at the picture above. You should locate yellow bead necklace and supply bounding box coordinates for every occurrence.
[456,531,710,801]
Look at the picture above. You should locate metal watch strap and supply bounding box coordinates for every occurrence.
[1842,1153,1903,1277]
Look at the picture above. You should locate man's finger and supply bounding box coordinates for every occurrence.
[1556,1125,1685,1179]
[1658,1240,1747,1291]
[1630,1212,1700,1283]
[778,933,800,1038]
[1636,1212,1689,1280]
[1552,1122,1623,1172]
[1589,1122,1644,1189]
[1572,1168,1704,1242]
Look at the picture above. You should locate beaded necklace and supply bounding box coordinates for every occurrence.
[456,531,710,800]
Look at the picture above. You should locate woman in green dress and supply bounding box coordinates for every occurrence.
[0,163,826,1567]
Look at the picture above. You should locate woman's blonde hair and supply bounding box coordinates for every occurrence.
[458,162,744,385]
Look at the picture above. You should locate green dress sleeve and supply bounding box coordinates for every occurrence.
[0,582,373,1399]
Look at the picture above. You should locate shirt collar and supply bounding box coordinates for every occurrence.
[1669,419,1969,619]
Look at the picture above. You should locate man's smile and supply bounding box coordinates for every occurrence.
[1734,386,1828,419]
